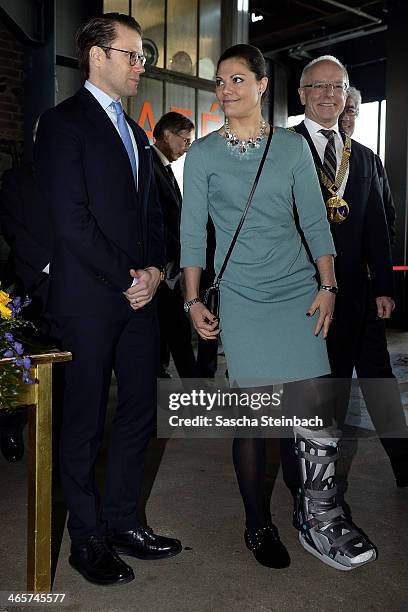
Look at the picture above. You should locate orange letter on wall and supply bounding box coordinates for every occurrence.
[138,101,156,139]
[170,106,193,117]
[201,102,222,137]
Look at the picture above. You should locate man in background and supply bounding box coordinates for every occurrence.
[152,112,197,379]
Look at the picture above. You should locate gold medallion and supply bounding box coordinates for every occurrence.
[326,195,349,223]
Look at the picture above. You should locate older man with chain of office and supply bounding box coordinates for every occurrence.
[280,55,407,564]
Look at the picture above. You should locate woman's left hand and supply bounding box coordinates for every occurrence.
[306,290,336,338]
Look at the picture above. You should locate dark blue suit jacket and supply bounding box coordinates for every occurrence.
[151,148,182,276]
[294,121,393,304]
[34,87,164,316]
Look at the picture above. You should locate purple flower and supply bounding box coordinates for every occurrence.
[22,371,33,384]
[15,356,24,366]
[23,356,32,370]
[4,332,13,342]
[13,341,24,355]
[3,349,13,358]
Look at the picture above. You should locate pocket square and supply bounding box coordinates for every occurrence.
[145,145,151,149]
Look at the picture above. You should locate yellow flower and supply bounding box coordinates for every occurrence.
[0,303,12,319]
[0,290,11,306]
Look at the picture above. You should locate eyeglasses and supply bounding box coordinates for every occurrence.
[342,106,359,117]
[302,82,348,92]
[100,46,146,67]
[173,133,192,146]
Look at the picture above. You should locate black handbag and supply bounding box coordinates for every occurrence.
[203,128,273,320]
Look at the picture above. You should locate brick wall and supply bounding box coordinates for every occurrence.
[0,19,24,143]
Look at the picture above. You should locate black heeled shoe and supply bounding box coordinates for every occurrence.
[244,524,290,568]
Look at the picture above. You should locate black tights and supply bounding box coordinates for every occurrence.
[232,438,268,529]
[232,376,334,529]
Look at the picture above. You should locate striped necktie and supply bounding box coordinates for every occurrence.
[319,129,337,184]
[111,101,137,181]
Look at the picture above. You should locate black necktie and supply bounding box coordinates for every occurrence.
[319,129,337,183]
[166,164,181,203]
[166,163,176,186]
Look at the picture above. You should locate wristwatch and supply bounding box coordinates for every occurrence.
[320,284,338,294]
[183,297,201,313]
[159,266,166,282]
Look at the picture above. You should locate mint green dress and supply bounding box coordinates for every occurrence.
[180,127,335,386]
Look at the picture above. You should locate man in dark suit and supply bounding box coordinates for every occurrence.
[151,112,197,378]
[339,86,396,245]
[281,56,408,505]
[337,85,407,486]
[34,13,181,586]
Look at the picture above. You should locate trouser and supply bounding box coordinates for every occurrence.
[53,302,159,543]
[157,281,197,378]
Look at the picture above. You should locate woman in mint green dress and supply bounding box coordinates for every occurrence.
[181,45,375,572]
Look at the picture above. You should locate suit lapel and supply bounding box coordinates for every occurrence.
[127,115,151,211]
[342,132,356,201]
[152,149,182,208]
[295,122,325,171]
[78,88,136,186]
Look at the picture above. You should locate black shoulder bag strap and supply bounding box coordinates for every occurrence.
[203,128,273,316]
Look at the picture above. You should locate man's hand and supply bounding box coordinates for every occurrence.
[376,296,395,319]
[124,267,161,309]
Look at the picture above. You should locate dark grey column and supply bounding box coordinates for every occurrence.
[221,0,248,50]
[385,8,408,328]
[268,61,288,128]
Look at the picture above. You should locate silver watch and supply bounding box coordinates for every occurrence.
[183,297,201,313]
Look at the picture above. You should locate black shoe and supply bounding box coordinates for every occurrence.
[69,535,134,585]
[244,525,291,569]
[107,526,182,560]
[0,431,24,462]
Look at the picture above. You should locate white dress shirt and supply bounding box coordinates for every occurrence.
[303,117,349,198]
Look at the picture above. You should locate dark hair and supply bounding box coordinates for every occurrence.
[217,43,267,80]
[153,112,195,140]
[76,13,142,79]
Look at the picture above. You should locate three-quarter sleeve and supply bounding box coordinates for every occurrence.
[180,141,210,269]
[292,136,336,261]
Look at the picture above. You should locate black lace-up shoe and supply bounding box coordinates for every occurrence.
[107,526,182,560]
[69,535,134,585]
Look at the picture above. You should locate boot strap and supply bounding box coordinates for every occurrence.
[295,448,340,463]
[303,486,337,499]
[328,531,367,558]
[300,506,343,531]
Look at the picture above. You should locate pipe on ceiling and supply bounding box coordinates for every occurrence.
[320,0,382,24]
[264,23,386,56]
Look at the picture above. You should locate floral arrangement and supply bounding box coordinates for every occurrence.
[0,288,33,410]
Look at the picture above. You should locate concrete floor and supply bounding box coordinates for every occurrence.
[1,333,408,612]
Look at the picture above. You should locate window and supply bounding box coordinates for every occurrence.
[104,0,130,13]
[132,0,165,68]
[199,0,221,80]
[352,101,379,154]
[166,0,198,75]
